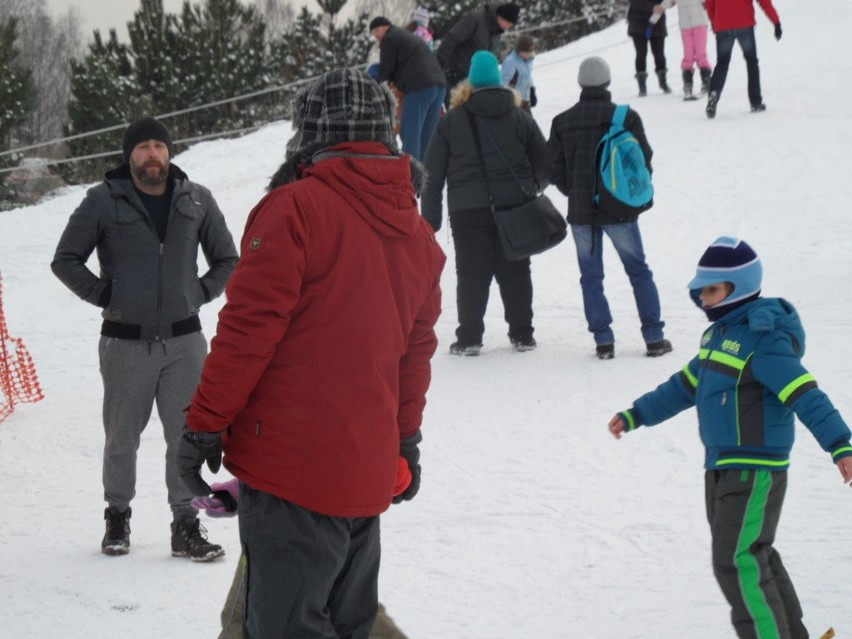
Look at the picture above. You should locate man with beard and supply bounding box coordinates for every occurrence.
[51,117,238,561]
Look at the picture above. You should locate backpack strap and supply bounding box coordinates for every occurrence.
[612,104,629,128]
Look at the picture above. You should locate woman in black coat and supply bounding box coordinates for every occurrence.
[422,51,547,356]
[627,0,671,95]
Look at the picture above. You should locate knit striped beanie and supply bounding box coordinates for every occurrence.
[285,68,399,163]
[687,236,762,305]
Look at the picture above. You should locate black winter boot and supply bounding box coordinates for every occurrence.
[656,69,672,94]
[682,70,694,99]
[102,506,131,556]
[635,72,648,97]
[171,517,225,562]
[699,67,712,94]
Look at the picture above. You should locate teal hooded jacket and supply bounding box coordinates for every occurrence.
[620,297,852,470]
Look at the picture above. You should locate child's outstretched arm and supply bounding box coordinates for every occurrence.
[837,457,852,486]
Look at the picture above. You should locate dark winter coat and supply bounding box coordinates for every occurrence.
[619,298,852,471]
[627,0,668,38]
[187,141,445,519]
[51,164,238,340]
[421,85,548,232]
[705,0,780,32]
[376,25,446,94]
[545,86,652,225]
[435,4,505,77]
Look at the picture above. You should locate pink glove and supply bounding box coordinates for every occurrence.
[191,478,239,518]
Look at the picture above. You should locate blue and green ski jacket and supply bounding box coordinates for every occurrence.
[620,298,852,470]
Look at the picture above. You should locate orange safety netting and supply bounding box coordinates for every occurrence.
[0,272,44,424]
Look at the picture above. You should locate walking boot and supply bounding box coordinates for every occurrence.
[699,67,712,94]
[656,69,672,94]
[102,506,131,556]
[635,72,648,97]
[171,517,225,562]
[682,70,694,100]
[706,90,720,119]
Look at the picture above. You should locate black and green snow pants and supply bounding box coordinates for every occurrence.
[705,469,808,639]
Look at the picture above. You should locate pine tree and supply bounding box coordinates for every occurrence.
[510,0,621,53]
[0,16,34,205]
[62,29,141,183]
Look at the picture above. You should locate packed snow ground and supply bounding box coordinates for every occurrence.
[1,2,850,637]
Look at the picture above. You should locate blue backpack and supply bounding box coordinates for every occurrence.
[593,104,654,221]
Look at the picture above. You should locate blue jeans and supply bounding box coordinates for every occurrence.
[399,85,446,161]
[571,223,664,346]
[709,27,762,107]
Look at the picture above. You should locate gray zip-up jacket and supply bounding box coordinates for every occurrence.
[51,163,238,340]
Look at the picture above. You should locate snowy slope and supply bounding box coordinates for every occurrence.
[1,2,851,637]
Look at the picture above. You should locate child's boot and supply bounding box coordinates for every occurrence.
[635,72,648,97]
[682,70,694,99]
[699,67,712,94]
[656,69,672,94]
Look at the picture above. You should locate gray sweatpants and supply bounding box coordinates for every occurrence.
[98,332,207,520]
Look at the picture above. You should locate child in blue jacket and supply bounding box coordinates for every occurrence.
[608,236,852,639]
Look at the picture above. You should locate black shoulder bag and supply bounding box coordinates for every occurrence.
[465,108,566,261]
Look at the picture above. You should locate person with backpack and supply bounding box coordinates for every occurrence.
[704,0,782,117]
[608,236,852,639]
[544,56,671,360]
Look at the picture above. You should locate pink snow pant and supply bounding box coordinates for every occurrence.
[680,25,711,71]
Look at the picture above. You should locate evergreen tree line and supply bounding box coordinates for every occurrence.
[1,0,621,193]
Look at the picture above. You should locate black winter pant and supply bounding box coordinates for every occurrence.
[632,35,667,73]
[705,470,807,639]
[450,211,534,347]
[238,483,380,639]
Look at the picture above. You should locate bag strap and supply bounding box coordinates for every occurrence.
[466,107,534,199]
[465,107,498,212]
[612,104,629,128]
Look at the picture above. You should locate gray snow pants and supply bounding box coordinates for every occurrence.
[238,483,381,639]
[705,469,808,639]
[98,332,207,520]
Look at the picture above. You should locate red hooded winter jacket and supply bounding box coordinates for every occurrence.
[705,0,780,32]
[187,141,445,518]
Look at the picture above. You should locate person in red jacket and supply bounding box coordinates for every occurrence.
[176,68,446,638]
[704,0,782,118]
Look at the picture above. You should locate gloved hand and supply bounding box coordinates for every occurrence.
[529,86,538,108]
[191,479,239,517]
[645,24,654,40]
[176,427,223,496]
[774,23,782,40]
[392,431,422,504]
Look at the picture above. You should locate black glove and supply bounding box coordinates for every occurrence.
[393,431,422,504]
[176,428,223,496]
[774,23,782,40]
[529,86,537,108]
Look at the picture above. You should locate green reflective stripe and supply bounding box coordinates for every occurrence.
[735,471,781,639]
[622,410,637,431]
[698,348,711,360]
[778,373,817,404]
[708,349,747,371]
[681,364,698,388]
[716,457,790,468]
[832,446,852,460]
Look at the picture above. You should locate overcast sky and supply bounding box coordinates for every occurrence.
[44,0,325,41]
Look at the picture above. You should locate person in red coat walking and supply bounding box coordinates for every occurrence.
[704,0,782,118]
[176,68,446,638]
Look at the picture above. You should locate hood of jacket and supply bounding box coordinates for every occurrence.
[464,86,518,118]
[299,141,423,239]
[715,297,806,357]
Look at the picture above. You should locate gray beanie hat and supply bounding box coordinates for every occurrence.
[285,68,399,163]
[578,56,611,88]
[122,117,174,164]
